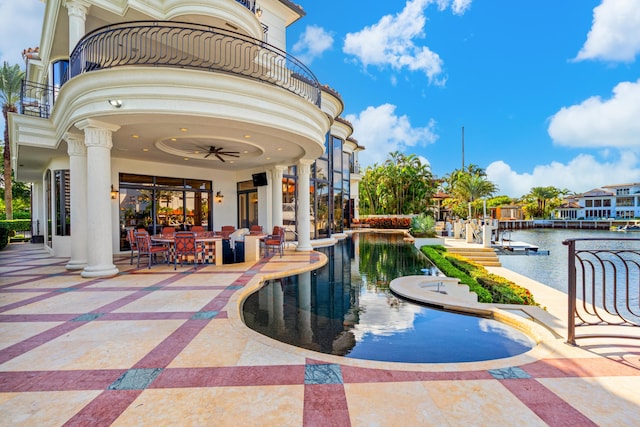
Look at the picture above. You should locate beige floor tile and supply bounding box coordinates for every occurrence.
[0,322,63,350]
[170,320,250,367]
[112,385,304,426]
[427,380,546,426]
[1,319,184,371]
[0,292,48,307]
[345,381,448,426]
[112,289,222,313]
[2,291,136,315]
[539,376,640,426]
[0,390,102,427]
[236,339,306,366]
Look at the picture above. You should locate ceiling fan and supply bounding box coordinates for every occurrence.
[198,146,240,162]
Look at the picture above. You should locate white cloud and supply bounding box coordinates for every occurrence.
[575,0,640,62]
[343,0,471,84]
[0,0,44,66]
[345,104,438,167]
[548,79,640,148]
[486,151,640,197]
[291,25,334,65]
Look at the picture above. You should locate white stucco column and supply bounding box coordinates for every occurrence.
[296,159,313,251]
[76,119,120,278]
[271,165,286,227]
[66,0,89,52]
[65,133,88,270]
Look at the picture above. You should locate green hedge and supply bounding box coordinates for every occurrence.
[420,245,536,305]
[0,227,8,250]
[0,219,32,234]
[420,246,492,303]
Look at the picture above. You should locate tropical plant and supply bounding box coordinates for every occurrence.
[1,62,24,220]
[359,151,436,215]
[521,186,568,219]
[410,213,436,237]
[441,165,498,218]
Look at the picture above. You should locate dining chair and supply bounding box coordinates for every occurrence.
[173,231,206,270]
[264,226,285,257]
[126,228,138,265]
[162,226,176,236]
[190,225,205,233]
[250,225,263,234]
[135,231,169,269]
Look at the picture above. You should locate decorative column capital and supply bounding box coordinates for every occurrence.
[65,0,90,18]
[65,132,86,156]
[75,119,120,149]
[298,159,314,175]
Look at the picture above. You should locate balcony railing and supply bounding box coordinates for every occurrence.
[564,237,640,345]
[65,21,320,105]
[19,21,320,117]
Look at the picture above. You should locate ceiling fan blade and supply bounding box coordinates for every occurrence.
[222,152,240,157]
[216,154,226,162]
[204,152,212,158]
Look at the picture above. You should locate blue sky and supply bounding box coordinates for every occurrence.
[2,0,639,197]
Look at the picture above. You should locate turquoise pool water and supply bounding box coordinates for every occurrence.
[242,233,535,363]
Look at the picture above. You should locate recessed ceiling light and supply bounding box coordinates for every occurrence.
[243,150,249,154]
[266,157,271,160]
[184,157,189,160]
[132,134,139,139]
[194,150,200,154]
[244,134,251,138]
[229,160,235,164]
[142,148,149,152]
[277,147,283,151]
[170,138,177,142]
[180,128,188,132]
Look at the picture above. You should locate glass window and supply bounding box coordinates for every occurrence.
[54,170,70,236]
[314,159,329,181]
[332,136,342,172]
[156,176,185,188]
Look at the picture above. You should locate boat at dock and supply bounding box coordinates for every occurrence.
[615,222,640,232]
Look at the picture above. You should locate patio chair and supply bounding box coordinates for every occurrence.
[135,231,169,269]
[162,226,176,236]
[190,225,205,233]
[264,226,285,257]
[126,228,138,265]
[174,231,206,270]
[250,225,263,234]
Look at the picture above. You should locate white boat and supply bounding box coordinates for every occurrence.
[617,222,640,232]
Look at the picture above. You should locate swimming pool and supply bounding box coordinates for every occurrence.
[242,233,535,363]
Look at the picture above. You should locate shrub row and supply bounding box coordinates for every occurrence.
[0,227,9,250]
[420,246,492,303]
[356,217,411,229]
[0,219,32,234]
[444,254,536,305]
[420,246,536,305]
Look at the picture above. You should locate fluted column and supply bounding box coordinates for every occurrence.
[65,133,88,270]
[271,165,286,228]
[65,0,90,52]
[76,119,120,278]
[296,159,313,251]
[298,271,312,344]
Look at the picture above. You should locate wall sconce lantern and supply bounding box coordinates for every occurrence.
[215,191,224,204]
[110,185,119,199]
[256,7,263,17]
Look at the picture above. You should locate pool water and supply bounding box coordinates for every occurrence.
[242,233,535,363]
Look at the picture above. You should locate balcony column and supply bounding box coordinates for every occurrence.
[271,165,286,227]
[296,159,313,251]
[65,133,88,270]
[65,0,90,52]
[75,119,120,278]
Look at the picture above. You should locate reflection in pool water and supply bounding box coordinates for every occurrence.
[242,233,535,363]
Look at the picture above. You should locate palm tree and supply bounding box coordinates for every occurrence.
[451,172,498,218]
[1,62,24,220]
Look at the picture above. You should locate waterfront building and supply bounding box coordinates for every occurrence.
[555,183,640,220]
[9,0,364,277]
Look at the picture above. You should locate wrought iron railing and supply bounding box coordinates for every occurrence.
[62,21,320,106]
[564,237,640,345]
[20,80,53,119]
[235,0,257,13]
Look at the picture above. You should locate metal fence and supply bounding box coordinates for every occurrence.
[564,237,640,345]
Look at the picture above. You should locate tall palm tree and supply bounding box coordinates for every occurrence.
[1,62,24,220]
[452,173,498,217]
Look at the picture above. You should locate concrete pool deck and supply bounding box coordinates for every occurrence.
[1,239,640,426]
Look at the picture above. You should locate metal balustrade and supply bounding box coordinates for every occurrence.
[63,21,320,106]
[564,237,640,345]
[20,20,320,117]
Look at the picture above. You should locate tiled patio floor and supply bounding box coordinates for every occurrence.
[1,242,639,426]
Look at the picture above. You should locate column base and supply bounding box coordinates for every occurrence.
[66,260,88,270]
[296,244,313,252]
[81,264,119,278]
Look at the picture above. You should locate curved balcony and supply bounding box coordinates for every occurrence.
[63,21,320,106]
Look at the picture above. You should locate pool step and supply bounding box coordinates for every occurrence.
[446,247,502,267]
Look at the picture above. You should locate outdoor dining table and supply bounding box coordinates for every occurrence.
[151,233,224,266]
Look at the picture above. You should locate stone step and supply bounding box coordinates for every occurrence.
[446,247,502,267]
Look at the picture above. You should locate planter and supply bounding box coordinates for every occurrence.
[413,237,445,249]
